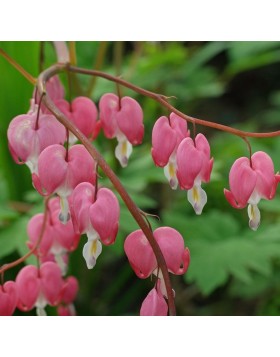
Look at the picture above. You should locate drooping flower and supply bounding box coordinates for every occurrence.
[140,282,168,316]
[151,113,189,189]
[16,262,63,316]
[0,281,18,316]
[71,182,120,269]
[124,227,190,299]
[224,151,280,230]
[176,134,214,214]
[33,75,65,114]
[57,276,79,316]
[55,96,100,144]
[27,198,80,274]
[99,93,144,167]
[7,108,66,174]
[32,144,96,223]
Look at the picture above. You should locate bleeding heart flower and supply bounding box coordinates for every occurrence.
[7,109,66,174]
[27,199,80,275]
[0,281,18,316]
[55,96,100,144]
[224,151,280,230]
[176,134,214,214]
[59,276,79,305]
[33,75,65,114]
[99,93,144,167]
[27,213,54,257]
[151,113,189,189]
[124,227,190,298]
[16,262,63,316]
[71,182,120,269]
[33,144,96,224]
[140,284,168,316]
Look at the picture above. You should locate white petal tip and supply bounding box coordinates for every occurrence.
[187,185,207,215]
[248,204,261,231]
[36,307,47,316]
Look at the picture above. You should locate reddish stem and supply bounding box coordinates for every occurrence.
[69,65,280,139]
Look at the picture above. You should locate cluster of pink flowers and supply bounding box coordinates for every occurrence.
[3,71,280,317]
[124,227,190,315]
[152,113,213,215]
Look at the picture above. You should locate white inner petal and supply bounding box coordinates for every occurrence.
[55,253,68,276]
[248,203,261,231]
[36,306,47,316]
[82,238,102,269]
[115,136,133,168]
[248,190,261,205]
[58,195,70,224]
[26,135,40,174]
[187,183,207,215]
[163,156,178,190]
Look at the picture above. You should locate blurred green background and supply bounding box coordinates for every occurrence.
[1,41,280,316]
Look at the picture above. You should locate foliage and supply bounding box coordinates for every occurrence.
[1,41,280,315]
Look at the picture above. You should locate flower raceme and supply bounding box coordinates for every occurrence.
[99,93,144,167]
[124,227,190,315]
[32,144,96,224]
[71,182,120,269]
[151,113,190,190]
[224,151,280,230]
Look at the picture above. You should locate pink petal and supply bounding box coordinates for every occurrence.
[251,151,276,199]
[176,137,203,190]
[34,76,65,114]
[116,96,144,145]
[99,93,119,138]
[124,230,157,279]
[228,157,257,207]
[89,188,120,245]
[57,97,98,139]
[71,182,96,234]
[154,227,190,275]
[140,287,168,316]
[195,133,211,158]
[270,174,280,199]
[49,198,80,252]
[16,265,40,311]
[66,144,96,190]
[7,114,36,163]
[195,134,213,182]
[170,112,189,148]
[37,144,68,194]
[151,116,177,167]
[40,262,63,306]
[27,213,53,256]
[38,144,96,197]
[71,97,98,139]
[60,276,79,304]
[7,112,66,169]
[57,304,76,316]
[0,281,18,316]
[224,189,245,209]
[36,114,66,150]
